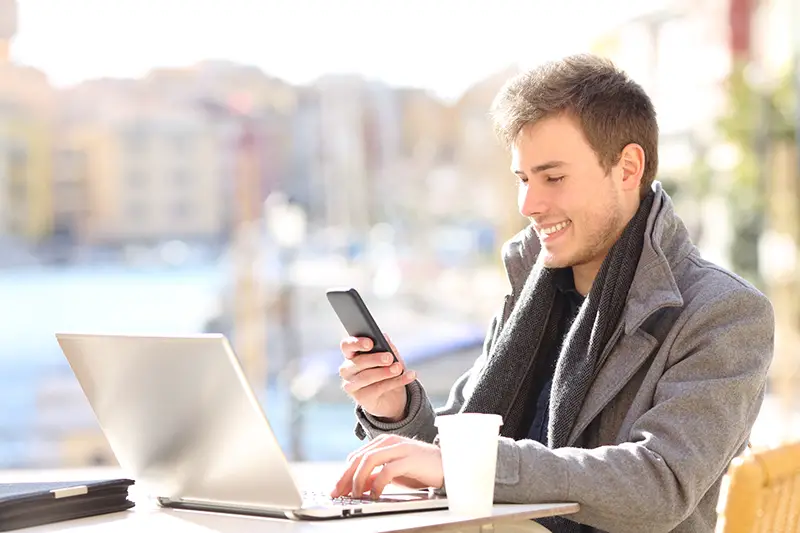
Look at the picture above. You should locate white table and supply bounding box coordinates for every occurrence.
[0,466,579,533]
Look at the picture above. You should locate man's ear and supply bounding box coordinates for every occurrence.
[618,143,645,192]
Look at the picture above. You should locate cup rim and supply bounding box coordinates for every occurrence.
[434,413,503,427]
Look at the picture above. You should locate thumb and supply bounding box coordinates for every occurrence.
[384,333,406,366]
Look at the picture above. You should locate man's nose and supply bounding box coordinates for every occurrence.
[519,180,548,218]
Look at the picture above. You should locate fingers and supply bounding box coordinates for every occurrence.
[332,435,435,499]
[332,444,377,497]
[384,334,405,365]
[340,336,373,359]
[352,442,411,497]
[369,370,416,398]
[341,363,404,394]
[332,435,400,497]
[341,334,404,365]
[343,371,416,409]
[346,433,396,464]
[338,351,396,381]
[361,471,381,497]
[369,456,415,498]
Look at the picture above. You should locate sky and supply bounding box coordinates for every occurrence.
[9,0,624,100]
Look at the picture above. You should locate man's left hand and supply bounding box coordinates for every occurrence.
[330,435,444,499]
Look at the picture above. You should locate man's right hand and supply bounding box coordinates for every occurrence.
[338,335,417,421]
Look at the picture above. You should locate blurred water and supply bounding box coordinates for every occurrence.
[0,264,363,468]
[0,264,224,349]
[0,264,223,465]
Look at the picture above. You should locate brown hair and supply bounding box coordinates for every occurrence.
[491,54,658,198]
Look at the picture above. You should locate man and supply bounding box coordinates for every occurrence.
[331,54,774,533]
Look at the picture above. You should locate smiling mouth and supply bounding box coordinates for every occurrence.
[538,220,571,237]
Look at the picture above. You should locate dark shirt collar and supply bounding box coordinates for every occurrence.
[553,268,581,297]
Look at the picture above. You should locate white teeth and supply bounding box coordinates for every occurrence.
[541,220,570,235]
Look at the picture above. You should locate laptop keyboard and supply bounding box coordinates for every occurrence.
[301,490,389,506]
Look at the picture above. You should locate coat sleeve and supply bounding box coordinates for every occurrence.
[491,286,774,532]
[354,313,500,443]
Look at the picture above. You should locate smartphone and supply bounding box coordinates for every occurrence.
[326,287,398,361]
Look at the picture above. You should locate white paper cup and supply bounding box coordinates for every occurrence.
[434,413,503,516]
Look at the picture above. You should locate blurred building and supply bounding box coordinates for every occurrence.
[395,87,454,235]
[313,75,374,240]
[195,65,295,184]
[453,67,525,245]
[304,76,413,241]
[58,79,142,125]
[70,111,224,245]
[55,62,303,247]
[0,0,15,62]
[53,81,128,249]
[287,87,323,225]
[361,82,403,224]
[191,60,297,114]
[51,129,90,248]
[0,0,55,242]
[189,61,297,238]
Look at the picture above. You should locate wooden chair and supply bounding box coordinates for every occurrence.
[716,441,800,532]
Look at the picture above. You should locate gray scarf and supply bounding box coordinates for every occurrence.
[461,191,655,533]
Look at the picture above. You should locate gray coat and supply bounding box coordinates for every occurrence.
[355,183,774,533]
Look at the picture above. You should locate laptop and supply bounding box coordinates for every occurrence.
[54,333,448,519]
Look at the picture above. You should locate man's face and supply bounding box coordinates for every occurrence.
[511,115,626,270]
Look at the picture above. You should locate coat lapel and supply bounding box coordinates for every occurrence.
[566,327,659,445]
[563,184,687,446]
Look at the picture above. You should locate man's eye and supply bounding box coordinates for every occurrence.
[547,176,565,183]
[516,175,528,184]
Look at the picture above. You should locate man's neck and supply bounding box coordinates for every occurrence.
[570,228,624,296]
[572,260,604,297]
